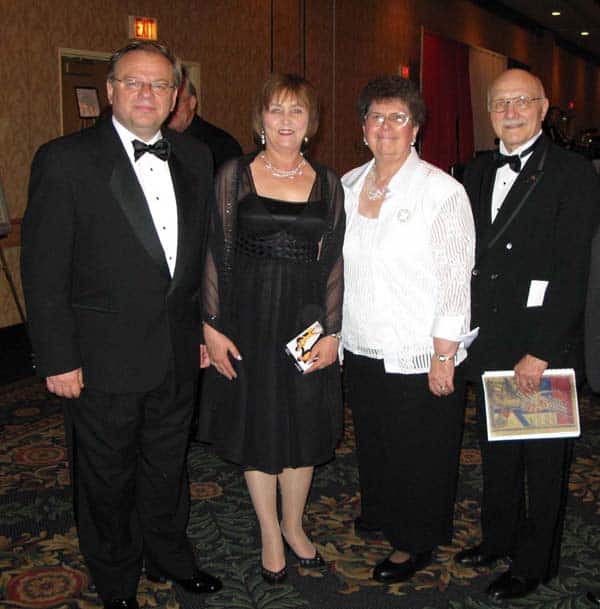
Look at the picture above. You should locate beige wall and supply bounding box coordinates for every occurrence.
[1,0,599,328]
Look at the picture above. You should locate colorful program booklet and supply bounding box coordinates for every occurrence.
[482,369,580,441]
[285,321,323,372]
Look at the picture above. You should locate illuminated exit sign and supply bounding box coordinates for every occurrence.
[128,15,158,40]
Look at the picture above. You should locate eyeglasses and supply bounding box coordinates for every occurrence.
[365,111,411,128]
[112,77,176,95]
[488,95,545,113]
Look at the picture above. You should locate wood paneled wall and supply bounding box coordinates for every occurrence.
[1,0,599,328]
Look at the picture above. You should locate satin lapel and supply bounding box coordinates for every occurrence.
[476,138,549,262]
[168,152,197,290]
[106,131,171,279]
[473,160,497,259]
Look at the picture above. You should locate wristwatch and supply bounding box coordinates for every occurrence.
[433,352,454,362]
[329,332,342,340]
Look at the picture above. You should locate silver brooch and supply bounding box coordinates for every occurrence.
[397,208,410,222]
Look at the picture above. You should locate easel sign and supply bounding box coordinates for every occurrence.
[0,177,26,323]
[0,178,9,238]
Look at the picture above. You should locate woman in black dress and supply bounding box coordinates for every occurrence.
[199,74,345,583]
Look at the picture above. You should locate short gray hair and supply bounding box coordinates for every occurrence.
[107,40,181,87]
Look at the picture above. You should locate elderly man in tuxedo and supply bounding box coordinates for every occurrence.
[454,69,599,600]
[585,231,600,607]
[21,41,221,609]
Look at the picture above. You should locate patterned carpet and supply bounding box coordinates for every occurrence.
[1,378,599,609]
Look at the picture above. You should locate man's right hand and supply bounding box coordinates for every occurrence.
[46,368,84,398]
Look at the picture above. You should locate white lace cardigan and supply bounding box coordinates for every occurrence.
[341,149,476,373]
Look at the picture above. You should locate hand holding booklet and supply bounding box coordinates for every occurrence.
[482,369,580,441]
[285,321,323,372]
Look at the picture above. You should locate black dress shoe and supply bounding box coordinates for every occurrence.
[354,516,381,534]
[454,544,506,567]
[587,591,600,605]
[372,550,432,584]
[103,599,139,609]
[146,566,222,594]
[261,564,288,584]
[486,570,539,600]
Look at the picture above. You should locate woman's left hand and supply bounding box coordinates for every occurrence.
[304,336,339,373]
[428,338,458,397]
[428,357,456,396]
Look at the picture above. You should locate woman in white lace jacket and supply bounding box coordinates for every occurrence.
[341,76,476,584]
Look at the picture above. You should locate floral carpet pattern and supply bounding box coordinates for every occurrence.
[0,378,599,609]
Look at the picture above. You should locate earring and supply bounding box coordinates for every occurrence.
[303,136,308,144]
[411,140,416,146]
[260,129,266,146]
[363,137,368,146]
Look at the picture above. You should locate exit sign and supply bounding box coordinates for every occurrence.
[128,15,158,40]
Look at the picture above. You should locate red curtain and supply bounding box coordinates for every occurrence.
[421,31,474,173]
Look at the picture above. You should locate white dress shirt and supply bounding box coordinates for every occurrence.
[491,131,542,222]
[112,117,179,276]
[341,149,476,373]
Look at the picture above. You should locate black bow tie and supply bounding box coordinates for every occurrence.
[132,138,171,161]
[495,152,522,173]
[494,140,538,173]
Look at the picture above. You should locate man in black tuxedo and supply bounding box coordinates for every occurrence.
[21,41,222,609]
[167,68,242,173]
[454,69,599,600]
[585,230,600,607]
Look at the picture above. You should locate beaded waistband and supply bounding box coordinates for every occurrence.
[235,231,317,262]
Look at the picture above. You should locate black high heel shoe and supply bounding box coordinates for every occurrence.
[261,564,288,584]
[283,538,326,568]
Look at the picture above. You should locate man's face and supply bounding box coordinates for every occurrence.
[489,70,549,152]
[168,85,197,132]
[106,50,177,141]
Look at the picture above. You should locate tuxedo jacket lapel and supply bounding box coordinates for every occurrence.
[476,137,549,262]
[168,151,197,289]
[100,121,171,279]
[473,162,496,258]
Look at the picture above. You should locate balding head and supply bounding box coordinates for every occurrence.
[488,69,549,152]
[168,74,198,132]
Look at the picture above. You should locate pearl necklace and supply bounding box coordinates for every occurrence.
[365,166,390,201]
[260,152,306,179]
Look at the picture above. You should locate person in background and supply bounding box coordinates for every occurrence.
[198,73,345,584]
[341,75,475,584]
[168,66,242,173]
[455,68,599,601]
[21,41,222,609]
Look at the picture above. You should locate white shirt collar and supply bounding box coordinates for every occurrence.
[346,147,421,194]
[499,131,542,157]
[112,115,162,164]
[387,148,420,193]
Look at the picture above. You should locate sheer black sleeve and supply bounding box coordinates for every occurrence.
[317,167,346,335]
[202,158,242,333]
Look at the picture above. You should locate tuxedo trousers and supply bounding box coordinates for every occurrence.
[474,382,572,580]
[344,351,466,553]
[65,367,197,601]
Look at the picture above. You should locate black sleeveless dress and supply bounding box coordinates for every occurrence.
[198,156,345,474]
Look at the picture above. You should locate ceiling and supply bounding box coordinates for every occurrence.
[473,0,600,65]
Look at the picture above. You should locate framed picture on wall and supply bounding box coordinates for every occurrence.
[75,87,100,118]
